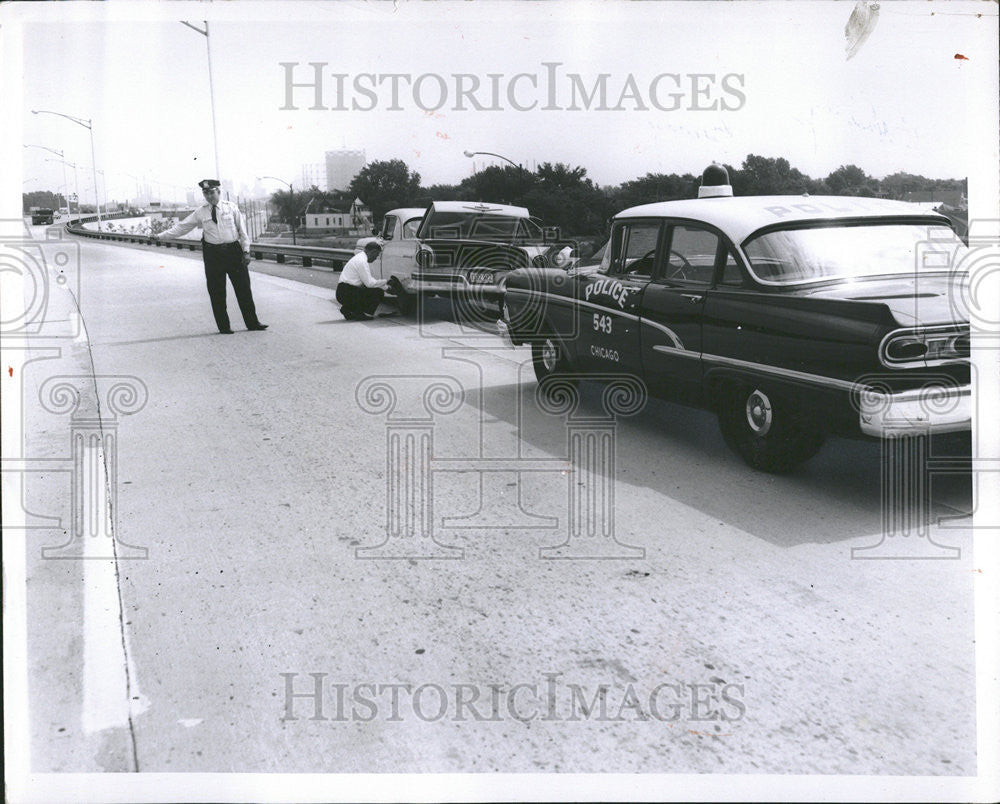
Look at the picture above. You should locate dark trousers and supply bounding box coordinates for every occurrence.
[336,282,384,316]
[202,241,260,331]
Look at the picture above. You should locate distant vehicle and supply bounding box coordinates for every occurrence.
[31,208,55,225]
[355,202,567,316]
[499,166,971,472]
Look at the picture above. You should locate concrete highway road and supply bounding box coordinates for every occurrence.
[7,227,977,779]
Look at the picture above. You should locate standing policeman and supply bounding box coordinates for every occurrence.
[152,179,268,334]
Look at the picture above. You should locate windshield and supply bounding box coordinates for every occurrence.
[419,211,543,242]
[743,223,967,285]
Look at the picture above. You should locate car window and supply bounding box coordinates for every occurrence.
[402,218,420,239]
[718,249,745,287]
[420,211,532,241]
[381,215,398,240]
[608,221,660,276]
[743,223,967,285]
[663,225,720,285]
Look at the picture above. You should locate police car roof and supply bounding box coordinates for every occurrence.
[428,200,530,217]
[615,195,949,244]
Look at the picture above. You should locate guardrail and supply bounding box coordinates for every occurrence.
[63,214,355,270]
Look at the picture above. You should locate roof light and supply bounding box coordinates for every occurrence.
[698,163,734,198]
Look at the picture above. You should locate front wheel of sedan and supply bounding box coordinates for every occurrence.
[531,335,573,384]
[717,385,825,473]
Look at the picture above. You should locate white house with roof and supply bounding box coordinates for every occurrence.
[303,196,373,235]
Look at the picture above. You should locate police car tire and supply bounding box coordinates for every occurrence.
[531,335,574,385]
[717,384,825,474]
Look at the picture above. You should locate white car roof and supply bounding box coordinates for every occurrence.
[384,208,428,220]
[427,200,530,217]
[616,195,949,244]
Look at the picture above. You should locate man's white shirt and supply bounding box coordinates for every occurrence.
[160,200,249,251]
[340,252,385,288]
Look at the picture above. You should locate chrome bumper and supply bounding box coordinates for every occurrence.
[859,384,972,437]
[497,319,515,348]
[410,279,504,297]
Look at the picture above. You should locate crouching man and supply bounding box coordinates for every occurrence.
[336,242,388,320]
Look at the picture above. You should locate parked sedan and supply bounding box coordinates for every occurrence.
[498,168,971,472]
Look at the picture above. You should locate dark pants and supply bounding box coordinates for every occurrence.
[202,241,261,331]
[336,282,384,317]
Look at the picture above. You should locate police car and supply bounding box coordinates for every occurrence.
[498,166,971,472]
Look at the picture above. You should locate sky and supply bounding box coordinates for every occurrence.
[7,0,999,206]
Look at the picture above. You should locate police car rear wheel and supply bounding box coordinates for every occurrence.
[532,335,573,384]
[717,385,825,473]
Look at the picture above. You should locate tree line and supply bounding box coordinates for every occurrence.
[157,153,963,243]
[338,154,965,239]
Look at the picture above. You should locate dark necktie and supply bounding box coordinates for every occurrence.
[211,205,218,224]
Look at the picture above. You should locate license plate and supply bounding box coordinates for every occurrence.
[468,270,495,284]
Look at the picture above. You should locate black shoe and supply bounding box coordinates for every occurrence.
[247,323,269,331]
[219,329,235,335]
[341,309,360,321]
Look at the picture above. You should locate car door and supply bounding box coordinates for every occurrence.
[573,218,661,374]
[378,215,422,281]
[639,222,726,400]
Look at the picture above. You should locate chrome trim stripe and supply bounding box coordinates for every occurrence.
[652,345,701,360]
[700,353,860,392]
[871,384,972,403]
[507,288,686,348]
[506,288,964,395]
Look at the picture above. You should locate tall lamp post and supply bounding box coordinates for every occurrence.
[257,176,297,244]
[24,144,69,215]
[45,157,81,219]
[463,150,524,171]
[181,21,221,184]
[31,109,103,230]
[463,150,527,205]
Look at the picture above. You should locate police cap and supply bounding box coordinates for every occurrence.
[198,179,222,190]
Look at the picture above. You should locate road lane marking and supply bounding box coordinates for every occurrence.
[81,441,148,737]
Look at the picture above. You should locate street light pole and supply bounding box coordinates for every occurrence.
[45,157,81,219]
[96,170,109,214]
[181,21,221,184]
[31,109,103,230]
[463,150,524,171]
[24,144,68,215]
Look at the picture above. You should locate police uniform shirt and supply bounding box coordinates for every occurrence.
[340,251,385,288]
[160,199,249,251]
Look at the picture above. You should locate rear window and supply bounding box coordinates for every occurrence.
[418,211,542,242]
[743,223,967,285]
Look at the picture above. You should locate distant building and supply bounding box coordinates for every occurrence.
[303,194,372,235]
[325,149,366,192]
[903,190,967,209]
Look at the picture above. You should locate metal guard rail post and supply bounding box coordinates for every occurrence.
[63,214,355,270]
